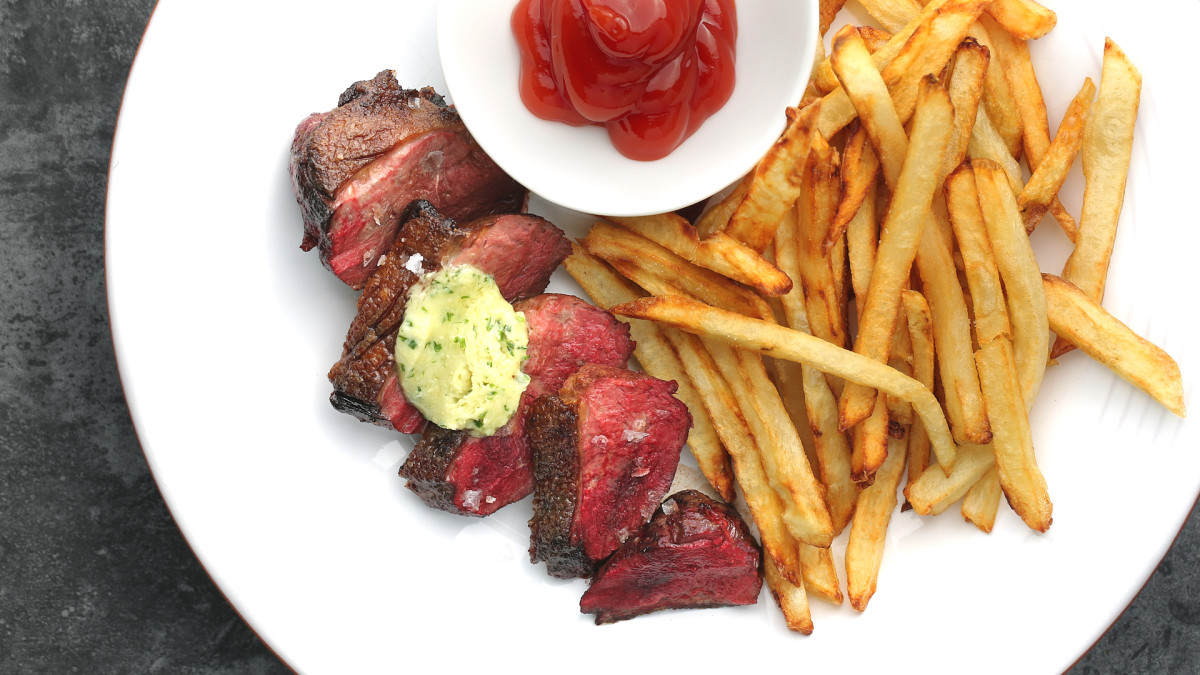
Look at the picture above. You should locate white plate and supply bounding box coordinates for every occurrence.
[437,0,817,216]
[107,2,1199,674]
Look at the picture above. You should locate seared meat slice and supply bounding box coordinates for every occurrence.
[400,295,635,516]
[528,365,690,578]
[580,490,762,624]
[328,201,568,434]
[290,70,527,288]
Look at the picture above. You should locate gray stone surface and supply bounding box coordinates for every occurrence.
[0,0,1195,673]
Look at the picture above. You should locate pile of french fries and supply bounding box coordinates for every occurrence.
[565,0,1186,633]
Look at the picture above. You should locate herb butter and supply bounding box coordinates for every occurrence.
[395,264,530,436]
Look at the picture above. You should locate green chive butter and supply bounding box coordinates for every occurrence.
[395,264,530,436]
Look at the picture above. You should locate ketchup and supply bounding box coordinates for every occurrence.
[512,0,737,161]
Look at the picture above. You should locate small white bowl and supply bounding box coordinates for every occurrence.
[438,0,820,217]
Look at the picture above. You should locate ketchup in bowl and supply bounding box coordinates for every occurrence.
[513,0,737,161]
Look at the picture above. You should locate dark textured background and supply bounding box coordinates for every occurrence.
[0,0,1196,673]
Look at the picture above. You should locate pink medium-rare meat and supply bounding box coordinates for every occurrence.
[328,201,569,434]
[399,295,635,516]
[290,70,527,289]
[528,364,691,578]
[579,489,762,624]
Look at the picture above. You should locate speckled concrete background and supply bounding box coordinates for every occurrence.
[0,0,1196,673]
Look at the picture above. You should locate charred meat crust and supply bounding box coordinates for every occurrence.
[290,70,527,288]
[527,395,597,579]
[395,425,465,514]
[580,490,763,625]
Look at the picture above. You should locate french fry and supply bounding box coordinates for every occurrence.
[830,25,909,191]
[1059,38,1142,312]
[1043,274,1185,417]
[851,394,891,483]
[582,221,775,322]
[711,342,834,548]
[967,23,1024,159]
[902,291,935,495]
[961,466,1002,532]
[725,102,822,252]
[829,124,881,250]
[856,0,921,33]
[846,433,908,611]
[795,135,849,350]
[944,163,1011,346]
[914,211,991,445]
[800,542,844,605]
[839,77,953,430]
[695,174,750,238]
[1018,77,1096,236]
[904,443,995,515]
[609,295,958,471]
[986,0,1057,41]
[563,245,736,501]
[974,160,1049,408]
[983,14,1077,238]
[967,106,1024,194]
[605,213,793,296]
[775,201,858,534]
[941,38,989,181]
[975,338,1052,532]
[819,0,848,36]
[763,551,813,634]
[665,329,804,584]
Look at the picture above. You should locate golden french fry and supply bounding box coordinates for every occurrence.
[961,466,1002,533]
[986,0,1057,41]
[944,163,1011,346]
[725,102,822,252]
[974,160,1049,408]
[967,105,1024,194]
[563,245,736,501]
[846,432,908,611]
[582,221,774,322]
[858,25,895,53]
[795,136,848,350]
[904,443,995,515]
[829,124,881,250]
[713,343,834,548]
[830,24,909,190]
[606,213,793,296]
[1059,38,1142,305]
[819,0,848,36]
[983,13,1076,238]
[851,393,891,483]
[967,23,1024,159]
[665,329,804,584]
[902,291,935,495]
[800,542,844,605]
[609,295,958,471]
[775,200,858,534]
[763,551,813,634]
[941,37,989,180]
[839,76,953,430]
[915,211,991,446]
[1018,77,1096,236]
[856,0,921,32]
[695,174,750,238]
[1043,274,1185,417]
[846,181,879,315]
[975,338,1052,532]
